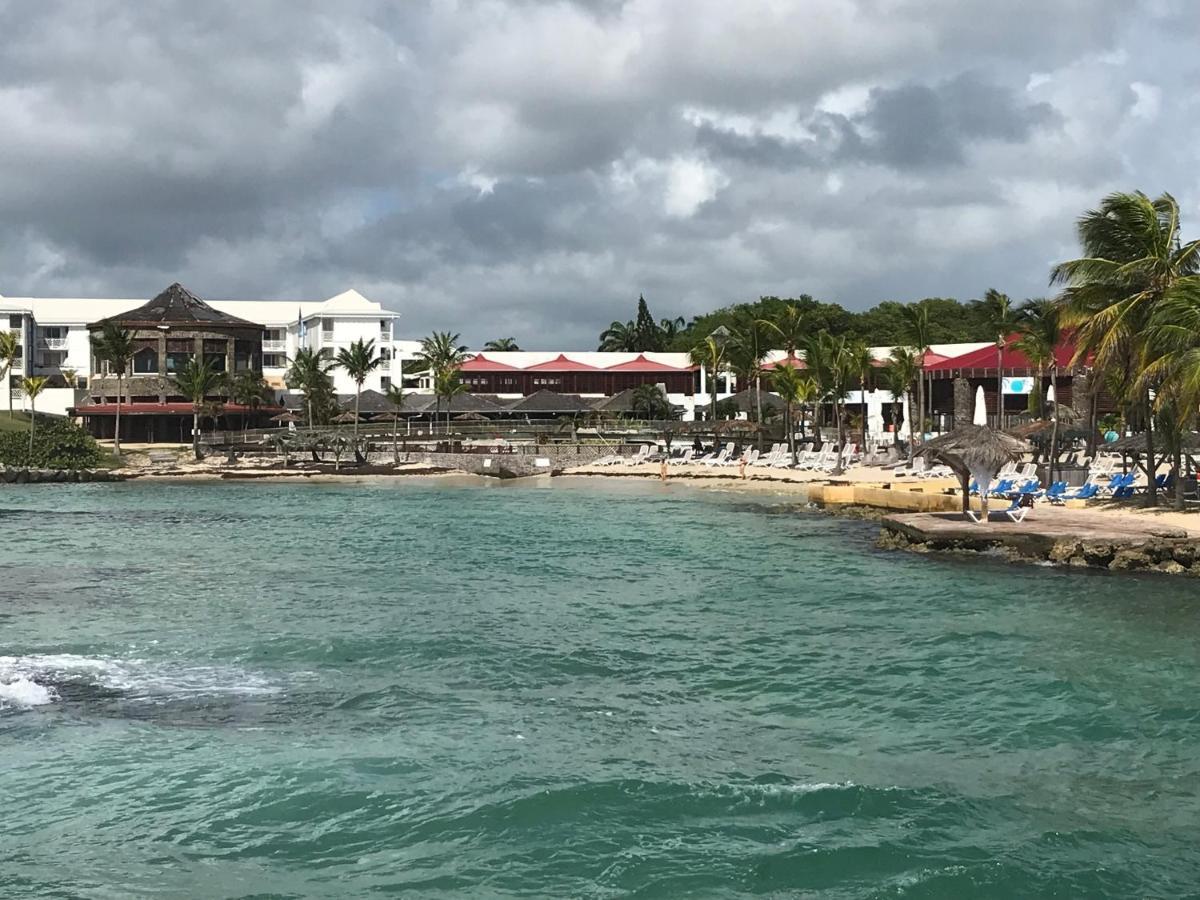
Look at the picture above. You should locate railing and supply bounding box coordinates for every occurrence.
[262,340,286,352]
[40,337,68,350]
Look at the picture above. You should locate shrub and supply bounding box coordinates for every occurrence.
[0,419,105,469]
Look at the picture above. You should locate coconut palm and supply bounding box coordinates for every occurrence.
[89,322,135,458]
[631,383,671,420]
[978,288,1019,429]
[0,331,19,421]
[900,303,934,445]
[335,338,382,447]
[598,319,637,352]
[805,332,856,473]
[689,335,726,422]
[1053,191,1200,506]
[173,356,223,460]
[658,316,686,347]
[23,375,48,455]
[60,367,78,391]
[772,364,818,465]
[228,371,269,442]
[847,340,874,453]
[760,303,808,360]
[726,321,769,445]
[434,368,468,433]
[1014,299,1062,486]
[883,347,920,449]
[483,337,521,351]
[385,383,407,463]
[284,347,335,428]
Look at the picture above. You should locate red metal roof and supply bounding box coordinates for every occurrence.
[459,354,520,372]
[925,336,1078,373]
[74,403,284,416]
[603,353,690,372]
[525,353,600,372]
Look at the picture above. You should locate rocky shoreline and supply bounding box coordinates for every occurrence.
[0,466,125,484]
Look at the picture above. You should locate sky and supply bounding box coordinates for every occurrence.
[1,0,1197,347]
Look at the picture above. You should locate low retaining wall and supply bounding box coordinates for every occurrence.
[419,444,637,478]
[806,481,961,513]
[0,467,123,484]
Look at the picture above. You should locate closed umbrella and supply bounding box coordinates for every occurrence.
[973,386,987,426]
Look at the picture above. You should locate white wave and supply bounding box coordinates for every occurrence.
[0,676,57,709]
[0,654,277,702]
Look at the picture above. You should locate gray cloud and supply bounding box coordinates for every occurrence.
[0,0,1195,346]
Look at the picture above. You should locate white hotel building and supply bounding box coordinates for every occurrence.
[0,288,421,419]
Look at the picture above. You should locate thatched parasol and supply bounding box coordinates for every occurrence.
[333,410,361,424]
[714,419,762,434]
[453,411,490,421]
[1005,420,1092,443]
[917,425,1031,521]
[271,411,299,423]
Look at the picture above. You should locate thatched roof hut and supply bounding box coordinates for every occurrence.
[917,425,1031,519]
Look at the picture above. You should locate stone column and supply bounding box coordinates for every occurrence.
[953,377,972,429]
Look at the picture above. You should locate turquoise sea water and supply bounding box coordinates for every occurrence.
[2,478,1199,898]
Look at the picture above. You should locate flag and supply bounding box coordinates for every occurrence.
[297,307,306,341]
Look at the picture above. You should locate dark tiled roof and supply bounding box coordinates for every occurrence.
[506,390,595,413]
[97,283,260,329]
[398,393,506,414]
[339,389,397,414]
[727,389,784,412]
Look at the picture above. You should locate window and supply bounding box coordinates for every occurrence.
[380,347,391,362]
[38,350,67,368]
[321,317,334,336]
[165,352,192,373]
[8,315,21,329]
[380,319,390,340]
[204,353,226,373]
[133,348,159,374]
[381,376,391,390]
[262,353,285,369]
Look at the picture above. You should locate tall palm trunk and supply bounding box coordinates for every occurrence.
[996,344,1004,430]
[1047,367,1059,489]
[7,369,12,419]
[114,373,123,457]
[755,374,763,451]
[709,366,718,421]
[192,409,201,460]
[915,367,925,448]
[1173,443,1185,510]
[393,413,399,463]
[786,401,796,466]
[1143,391,1158,506]
[860,368,868,453]
[833,400,847,475]
[306,393,313,429]
[28,398,36,454]
[892,399,901,448]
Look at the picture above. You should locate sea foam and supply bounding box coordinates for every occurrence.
[0,676,57,708]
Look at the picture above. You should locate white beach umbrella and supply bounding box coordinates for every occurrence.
[1046,383,1056,404]
[973,386,987,426]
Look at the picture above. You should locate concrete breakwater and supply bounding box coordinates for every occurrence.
[0,466,124,484]
[879,510,1200,576]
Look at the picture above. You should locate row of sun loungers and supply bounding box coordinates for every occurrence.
[592,441,863,471]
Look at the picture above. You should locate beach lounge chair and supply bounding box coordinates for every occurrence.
[1050,481,1100,504]
[966,494,1029,524]
[701,447,732,467]
[668,448,694,466]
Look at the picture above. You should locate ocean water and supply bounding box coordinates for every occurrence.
[2,478,1199,899]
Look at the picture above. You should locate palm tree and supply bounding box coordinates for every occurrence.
[334,338,381,448]
[598,319,638,352]
[847,340,874,453]
[229,372,268,442]
[1053,191,1200,505]
[630,383,671,420]
[0,330,21,421]
[805,332,856,472]
[772,364,817,465]
[658,316,687,347]
[89,322,135,459]
[173,357,223,460]
[689,335,726,421]
[483,337,521,351]
[284,347,335,428]
[978,288,1019,429]
[727,320,768,447]
[883,347,920,449]
[23,376,48,455]
[760,303,808,360]
[1015,299,1062,487]
[1141,294,1200,508]
[385,383,407,463]
[434,368,468,433]
[414,331,470,432]
[60,367,78,392]
[900,303,934,446]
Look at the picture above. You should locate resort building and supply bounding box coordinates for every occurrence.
[0,285,418,420]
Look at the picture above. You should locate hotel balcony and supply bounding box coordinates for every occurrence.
[40,337,69,350]
[262,340,287,352]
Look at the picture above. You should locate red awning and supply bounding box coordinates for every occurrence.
[73,403,285,416]
[603,353,690,372]
[525,353,600,372]
[459,354,520,372]
[925,336,1079,373]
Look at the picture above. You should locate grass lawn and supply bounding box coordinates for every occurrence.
[0,411,59,433]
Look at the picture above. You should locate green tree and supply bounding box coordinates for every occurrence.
[771,364,818,465]
[22,376,48,454]
[634,295,661,351]
[630,383,671,420]
[285,347,335,428]
[1053,191,1200,506]
[760,302,809,360]
[89,322,136,459]
[846,340,874,453]
[0,330,21,420]
[598,319,637,352]
[335,338,382,448]
[900,303,935,446]
[658,316,686,346]
[483,337,521,351]
[689,335,727,422]
[413,331,470,433]
[173,357,223,460]
[726,319,769,446]
[976,288,1020,429]
[883,347,920,449]
[228,371,269,442]
[385,382,407,463]
[434,368,468,434]
[1015,299,1062,486]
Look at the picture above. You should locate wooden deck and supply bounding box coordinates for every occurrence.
[883,509,1190,546]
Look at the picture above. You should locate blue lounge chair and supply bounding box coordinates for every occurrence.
[1051,482,1101,504]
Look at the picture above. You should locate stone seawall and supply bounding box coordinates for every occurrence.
[0,467,124,484]
[418,444,637,478]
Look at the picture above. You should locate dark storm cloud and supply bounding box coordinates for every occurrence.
[0,0,1193,344]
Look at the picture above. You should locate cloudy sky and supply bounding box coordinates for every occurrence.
[1,0,1197,346]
